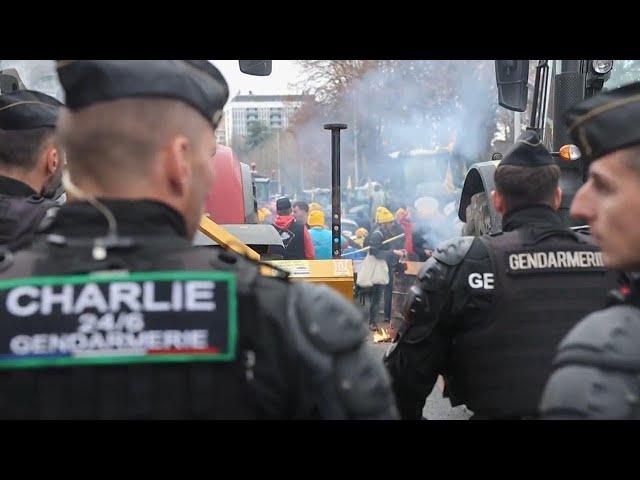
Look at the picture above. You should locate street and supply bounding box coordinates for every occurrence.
[367,338,472,420]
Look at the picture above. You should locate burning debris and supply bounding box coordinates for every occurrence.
[373,326,394,343]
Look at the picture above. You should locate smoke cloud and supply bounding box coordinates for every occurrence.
[266,60,500,245]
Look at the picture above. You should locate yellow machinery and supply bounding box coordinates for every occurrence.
[199,215,260,261]
[199,216,354,301]
[402,261,424,277]
[267,259,354,301]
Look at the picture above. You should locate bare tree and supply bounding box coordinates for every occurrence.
[294,60,380,104]
[290,60,503,191]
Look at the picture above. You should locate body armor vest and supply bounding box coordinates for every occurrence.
[0,195,57,252]
[0,237,291,419]
[273,220,305,260]
[446,228,616,419]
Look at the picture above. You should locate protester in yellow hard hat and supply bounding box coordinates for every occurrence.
[341,233,358,257]
[375,206,394,224]
[353,227,368,249]
[366,206,405,330]
[309,202,323,212]
[257,207,272,223]
[307,209,332,259]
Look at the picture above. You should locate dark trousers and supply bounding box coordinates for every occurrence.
[369,277,393,325]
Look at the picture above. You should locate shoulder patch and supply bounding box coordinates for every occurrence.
[432,236,474,266]
[0,270,239,369]
[505,246,606,275]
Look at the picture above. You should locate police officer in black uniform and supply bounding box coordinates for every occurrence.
[384,130,617,420]
[0,90,64,251]
[0,60,397,420]
[540,82,640,419]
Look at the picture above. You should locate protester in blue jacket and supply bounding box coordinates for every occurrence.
[308,210,332,259]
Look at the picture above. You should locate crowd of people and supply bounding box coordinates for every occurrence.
[257,186,481,332]
[258,189,460,262]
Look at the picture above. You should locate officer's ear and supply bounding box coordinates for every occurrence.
[43,144,60,177]
[492,190,508,215]
[553,187,562,211]
[163,135,192,197]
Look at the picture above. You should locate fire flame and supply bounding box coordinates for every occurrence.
[373,327,394,343]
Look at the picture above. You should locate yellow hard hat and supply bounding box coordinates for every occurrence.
[257,208,270,223]
[376,206,394,224]
[355,227,368,238]
[308,210,325,227]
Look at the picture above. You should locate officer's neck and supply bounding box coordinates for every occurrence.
[0,169,42,196]
[72,175,169,200]
[502,204,562,232]
[54,198,189,238]
[69,178,188,224]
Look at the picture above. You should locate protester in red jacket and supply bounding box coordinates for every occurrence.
[395,208,415,258]
[272,197,315,260]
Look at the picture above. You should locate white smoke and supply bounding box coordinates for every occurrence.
[255,60,500,244]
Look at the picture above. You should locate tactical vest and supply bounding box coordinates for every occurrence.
[0,195,57,252]
[445,228,616,419]
[273,220,305,260]
[0,237,294,419]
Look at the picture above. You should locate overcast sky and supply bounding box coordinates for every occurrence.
[209,60,303,96]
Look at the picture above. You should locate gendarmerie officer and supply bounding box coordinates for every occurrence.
[384,130,617,420]
[0,60,397,420]
[0,90,64,251]
[540,82,640,419]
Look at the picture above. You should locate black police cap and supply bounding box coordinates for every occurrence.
[564,82,640,160]
[56,60,229,127]
[0,90,63,130]
[499,130,554,167]
[276,197,292,211]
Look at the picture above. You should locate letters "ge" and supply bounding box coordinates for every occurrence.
[468,273,494,289]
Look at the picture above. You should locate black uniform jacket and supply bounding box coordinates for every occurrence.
[540,273,640,419]
[0,200,397,419]
[0,175,58,252]
[385,205,617,420]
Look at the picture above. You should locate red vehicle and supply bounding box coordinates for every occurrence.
[204,145,257,224]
